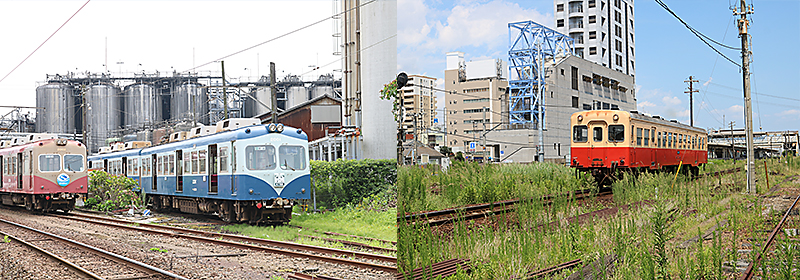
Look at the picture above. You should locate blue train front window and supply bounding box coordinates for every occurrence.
[64,155,84,172]
[246,145,276,170]
[279,145,306,171]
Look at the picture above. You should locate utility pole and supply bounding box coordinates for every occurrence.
[684,76,698,126]
[482,106,487,163]
[221,61,228,120]
[270,62,277,124]
[734,0,755,193]
[730,120,736,163]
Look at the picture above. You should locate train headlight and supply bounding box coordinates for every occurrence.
[276,124,284,133]
[268,123,277,132]
[577,115,583,122]
[613,114,619,121]
[301,188,306,194]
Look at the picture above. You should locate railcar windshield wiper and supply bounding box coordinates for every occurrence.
[284,160,295,171]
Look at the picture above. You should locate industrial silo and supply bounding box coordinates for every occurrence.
[35,83,75,133]
[123,83,161,129]
[86,83,122,153]
[172,82,209,125]
[286,85,308,110]
[244,87,273,118]
[311,76,336,100]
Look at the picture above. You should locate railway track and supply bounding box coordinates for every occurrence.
[50,212,397,273]
[739,192,800,280]
[0,217,187,280]
[401,189,612,227]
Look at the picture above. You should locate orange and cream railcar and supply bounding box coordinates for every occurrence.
[0,139,87,212]
[570,110,708,183]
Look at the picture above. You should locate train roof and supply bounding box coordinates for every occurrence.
[88,123,307,160]
[573,110,706,134]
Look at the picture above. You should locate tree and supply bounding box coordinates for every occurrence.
[439,146,453,157]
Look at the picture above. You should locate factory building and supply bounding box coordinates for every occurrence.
[443,52,509,153]
[555,0,635,77]
[34,72,341,154]
[399,74,437,144]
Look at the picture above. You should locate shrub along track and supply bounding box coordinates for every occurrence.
[51,212,397,274]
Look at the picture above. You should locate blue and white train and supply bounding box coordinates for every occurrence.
[88,119,311,224]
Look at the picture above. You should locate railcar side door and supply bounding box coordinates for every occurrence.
[16,153,22,189]
[209,144,218,194]
[176,150,183,193]
[151,154,158,191]
[588,121,607,167]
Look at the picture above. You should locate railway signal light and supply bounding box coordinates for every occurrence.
[396,72,408,89]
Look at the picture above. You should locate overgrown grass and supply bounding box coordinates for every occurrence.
[223,195,396,255]
[398,162,593,214]
[399,156,800,279]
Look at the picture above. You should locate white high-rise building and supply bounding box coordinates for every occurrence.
[555,0,635,77]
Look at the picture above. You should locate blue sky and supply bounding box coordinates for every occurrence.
[398,0,800,132]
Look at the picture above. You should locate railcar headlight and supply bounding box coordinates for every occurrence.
[276,124,284,133]
[268,123,277,132]
[613,114,619,121]
[577,115,583,122]
[301,188,306,194]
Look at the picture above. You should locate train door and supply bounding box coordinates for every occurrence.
[230,142,236,195]
[122,157,128,177]
[588,121,607,165]
[176,150,183,193]
[0,156,4,189]
[650,127,657,169]
[16,153,22,189]
[103,159,108,172]
[25,152,32,190]
[151,154,157,191]
[208,145,218,194]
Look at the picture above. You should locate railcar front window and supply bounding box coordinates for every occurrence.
[608,125,625,142]
[279,146,306,170]
[64,155,84,172]
[245,145,276,170]
[593,127,603,142]
[39,154,61,172]
[573,125,588,142]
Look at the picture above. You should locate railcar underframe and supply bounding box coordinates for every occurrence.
[148,194,293,224]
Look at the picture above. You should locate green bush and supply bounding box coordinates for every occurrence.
[310,159,396,209]
[86,170,143,212]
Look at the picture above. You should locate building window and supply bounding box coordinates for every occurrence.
[463,108,488,114]
[557,4,564,12]
[557,19,564,27]
[616,54,623,66]
[572,96,579,108]
[569,2,583,13]
[589,0,596,8]
[561,69,565,75]
[615,11,621,23]
[583,104,592,110]
[589,47,597,55]
[570,32,584,44]
[571,66,579,90]
[463,98,490,103]
[589,15,596,24]
[615,40,622,51]
[615,25,622,37]
[589,31,596,39]
[615,0,621,8]
[569,17,584,29]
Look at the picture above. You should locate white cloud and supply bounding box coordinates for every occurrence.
[728,105,744,114]
[638,101,656,108]
[662,96,682,106]
[778,109,800,118]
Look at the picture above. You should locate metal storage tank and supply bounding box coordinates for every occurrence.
[172,82,209,125]
[310,85,334,99]
[86,83,122,153]
[286,86,309,110]
[35,83,75,133]
[244,87,273,118]
[123,83,161,129]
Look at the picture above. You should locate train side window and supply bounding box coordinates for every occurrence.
[245,145,276,170]
[651,130,656,146]
[39,154,61,172]
[573,125,588,142]
[636,128,642,146]
[608,125,625,142]
[199,150,207,174]
[157,156,163,175]
[191,151,199,174]
[169,154,175,175]
[657,132,662,147]
[219,147,229,173]
[279,145,307,170]
[184,152,191,174]
[593,127,603,142]
[644,129,650,146]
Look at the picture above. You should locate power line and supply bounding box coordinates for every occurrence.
[654,0,741,67]
[0,0,91,84]
[706,81,800,102]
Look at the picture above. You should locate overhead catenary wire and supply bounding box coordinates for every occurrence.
[184,0,376,73]
[0,0,91,84]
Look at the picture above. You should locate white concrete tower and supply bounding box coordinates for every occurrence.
[554,0,635,77]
